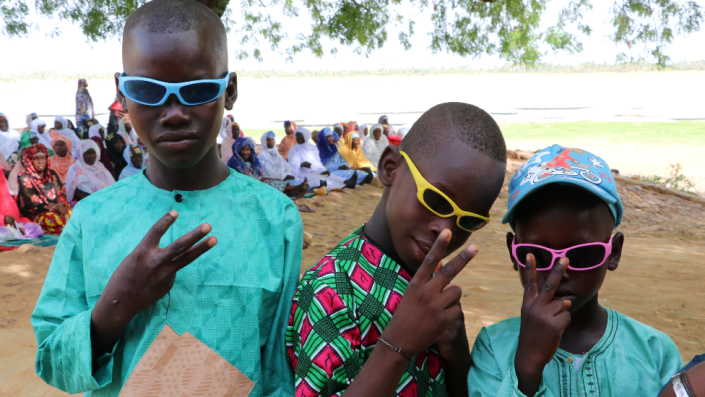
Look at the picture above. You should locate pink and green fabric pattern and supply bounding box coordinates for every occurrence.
[285,225,448,397]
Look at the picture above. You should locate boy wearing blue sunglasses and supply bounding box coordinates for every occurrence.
[31,1,301,396]
[286,102,508,396]
[467,145,682,396]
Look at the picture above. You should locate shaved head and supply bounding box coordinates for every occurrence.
[400,102,506,163]
[123,0,227,70]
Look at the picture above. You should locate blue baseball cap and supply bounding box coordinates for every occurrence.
[503,144,623,229]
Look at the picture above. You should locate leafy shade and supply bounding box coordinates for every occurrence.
[0,0,702,69]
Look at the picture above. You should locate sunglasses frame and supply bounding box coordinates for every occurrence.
[511,237,614,271]
[117,73,230,106]
[399,150,491,232]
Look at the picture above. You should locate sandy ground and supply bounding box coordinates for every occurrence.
[1,156,704,396]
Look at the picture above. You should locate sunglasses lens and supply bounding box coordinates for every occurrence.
[566,244,607,269]
[422,189,454,216]
[179,82,222,104]
[458,216,487,231]
[516,246,553,269]
[123,80,167,105]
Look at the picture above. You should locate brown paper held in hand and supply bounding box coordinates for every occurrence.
[119,325,255,397]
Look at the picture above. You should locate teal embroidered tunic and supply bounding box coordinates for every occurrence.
[31,169,302,396]
[467,308,683,397]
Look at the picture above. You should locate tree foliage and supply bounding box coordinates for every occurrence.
[0,0,701,69]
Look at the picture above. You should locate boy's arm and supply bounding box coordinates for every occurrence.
[31,205,114,394]
[467,328,554,397]
[260,204,302,397]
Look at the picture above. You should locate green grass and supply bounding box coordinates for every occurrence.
[500,121,705,146]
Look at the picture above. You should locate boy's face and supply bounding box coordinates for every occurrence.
[378,141,506,270]
[116,27,237,169]
[508,201,624,314]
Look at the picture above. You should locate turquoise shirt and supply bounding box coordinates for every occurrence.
[31,169,302,396]
[468,308,682,397]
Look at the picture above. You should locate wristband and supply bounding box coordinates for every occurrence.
[377,337,413,360]
[672,372,696,397]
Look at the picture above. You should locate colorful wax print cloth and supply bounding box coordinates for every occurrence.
[286,225,448,397]
[31,168,302,396]
[467,308,683,397]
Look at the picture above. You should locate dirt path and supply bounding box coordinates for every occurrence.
[1,164,704,396]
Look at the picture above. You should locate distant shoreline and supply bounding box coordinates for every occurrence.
[2,61,704,82]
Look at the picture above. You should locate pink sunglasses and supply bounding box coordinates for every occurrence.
[511,237,614,271]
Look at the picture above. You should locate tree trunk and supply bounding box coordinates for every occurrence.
[194,0,230,17]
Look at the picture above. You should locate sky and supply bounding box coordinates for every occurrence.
[1,1,704,75]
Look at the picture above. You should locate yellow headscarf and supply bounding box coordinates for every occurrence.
[340,131,376,172]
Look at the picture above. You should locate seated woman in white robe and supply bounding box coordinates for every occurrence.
[287,127,356,190]
[257,131,305,187]
[118,144,145,180]
[316,128,369,185]
[362,123,389,168]
[65,140,116,202]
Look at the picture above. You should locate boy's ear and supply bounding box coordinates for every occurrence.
[506,232,518,271]
[607,232,624,271]
[224,72,238,110]
[377,145,403,187]
[114,72,128,111]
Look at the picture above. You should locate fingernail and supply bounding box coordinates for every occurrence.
[440,229,451,240]
[201,224,212,234]
[207,237,217,247]
[559,257,568,266]
[168,210,178,218]
[468,244,478,255]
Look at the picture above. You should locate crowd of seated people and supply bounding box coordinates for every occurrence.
[1,102,402,241]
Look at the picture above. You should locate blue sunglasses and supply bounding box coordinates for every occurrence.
[118,73,230,106]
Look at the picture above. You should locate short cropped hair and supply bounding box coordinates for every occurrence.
[123,0,227,58]
[399,102,506,163]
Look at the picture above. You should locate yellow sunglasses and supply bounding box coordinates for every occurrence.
[400,150,491,232]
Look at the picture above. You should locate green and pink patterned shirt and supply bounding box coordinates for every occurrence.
[285,225,448,397]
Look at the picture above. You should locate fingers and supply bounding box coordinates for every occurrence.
[523,253,538,301]
[537,257,568,304]
[160,223,213,262]
[438,285,463,308]
[141,211,178,248]
[547,299,570,316]
[170,236,218,271]
[427,244,477,291]
[413,229,452,284]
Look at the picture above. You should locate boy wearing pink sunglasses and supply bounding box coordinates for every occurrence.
[467,144,682,397]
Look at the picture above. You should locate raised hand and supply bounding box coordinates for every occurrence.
[515,254,571,397]
[90,211,217,360]
[381,229,477,357]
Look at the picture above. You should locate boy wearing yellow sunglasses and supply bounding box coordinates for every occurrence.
[286,102,507,396]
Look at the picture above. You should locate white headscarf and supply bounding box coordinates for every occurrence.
[54,116,82,158]
[31,119,52,149]
[24,113,37,132]
[119,118,139,144]
[396,127,410,139]
[0,113,19,161]
[362,124,389,167]
[65,140,115,201]
[88,123,108,150]
[118,144,145,180]
[359,123,369,140]
[218,117,232,144]
[257,131,294,180]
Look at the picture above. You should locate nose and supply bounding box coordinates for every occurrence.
[428,216,460,243]
[159,94,191,126]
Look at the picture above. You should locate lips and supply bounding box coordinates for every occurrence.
[156,131,199,149]
[411,237,434,262]
[553,289,575,301]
